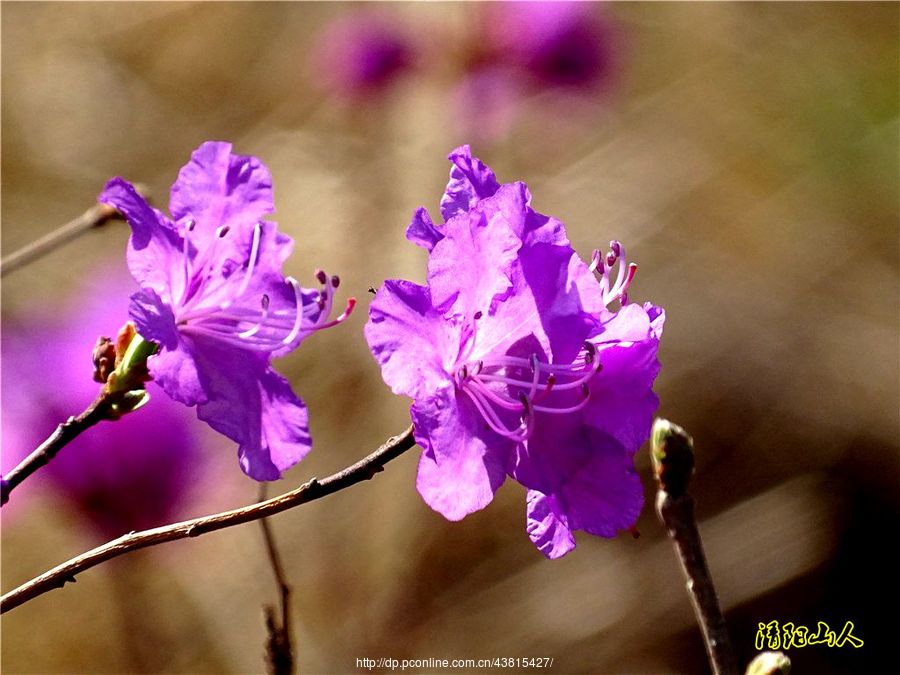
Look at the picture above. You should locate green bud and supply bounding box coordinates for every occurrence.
[106,327,158,396]
[650,418,695,497]
[745,651,791,675]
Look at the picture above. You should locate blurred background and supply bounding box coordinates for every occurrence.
[1,2,897,673]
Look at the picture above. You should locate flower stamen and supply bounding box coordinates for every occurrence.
[454,341,603,441]
[591,240,638,307]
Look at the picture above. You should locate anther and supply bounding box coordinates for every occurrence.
[583,341,597,363]
[518,391,533,415]
[184,219,196,232]
[331,275,340,288]
[473,311,483,320]
[216,225,230,238]
[316,269,328,285]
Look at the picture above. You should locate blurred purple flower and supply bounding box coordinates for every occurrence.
[367,146,663,557]
[312,12,414,100]
[489,2,614,91]
[100,141,354,481]
[1,272,203,538]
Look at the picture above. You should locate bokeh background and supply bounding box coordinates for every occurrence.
[2,2,898,673]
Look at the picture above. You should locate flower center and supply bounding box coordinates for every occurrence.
[453,342,601,442]
[590,239,637,307]
[172,220,354,352]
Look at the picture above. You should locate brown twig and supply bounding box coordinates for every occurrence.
[258,483,294,675]
[0,184,150,277]
[651,419,738,675]
[1,426,416,614]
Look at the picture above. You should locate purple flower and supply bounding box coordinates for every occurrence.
[312,12,414,100]
[99,141,354,481]
[1,271,204,538]
[367,146,663,557]
[488,2,615,91]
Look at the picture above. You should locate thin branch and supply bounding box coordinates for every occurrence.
[1,426,416,614]
[651,419,738,675]
[258,483,294,675]
[0,184,149,277]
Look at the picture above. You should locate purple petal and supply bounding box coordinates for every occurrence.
[586,341,662,454]
[169,141,274,248]
[413,387,509,520]
[508,404,593,495]
[195,349,311,481]
[467,242,595,366]
[439,145,501,221]
[365,280,454,400]
[526,490,576,559]
[585,305,664,452]
[644,302,665,339]
[427,205,522,317]
[591,302,653,345]
[405,207,444,251]
[100,178,181,300]
[130,289,208,406]
[526,433,644,559]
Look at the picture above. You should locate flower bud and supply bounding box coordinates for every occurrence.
[650,418,695,497]
[92,336,116,383]
[105,322,157,399]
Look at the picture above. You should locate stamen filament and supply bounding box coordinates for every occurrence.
[228,222,262,305]
[280,277,305,346]
[237,295,270,338]
[460,386,529,441]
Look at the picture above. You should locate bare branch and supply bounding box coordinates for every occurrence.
[1,426,416,614]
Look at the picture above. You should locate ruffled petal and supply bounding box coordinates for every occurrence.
[195,348,311,481]
[526,432,644,559]
[405,207,444,251]
[169,141,274,251]
[100,178,182,300]
[413,387,509,520]
[428,204,522,317]
[466,242,594,367]
[526,490,576,559]
[365,280,454,399]
[439,144,501,221]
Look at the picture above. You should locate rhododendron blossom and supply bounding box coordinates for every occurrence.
[367,146,663,558]
[100,141,353,480]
